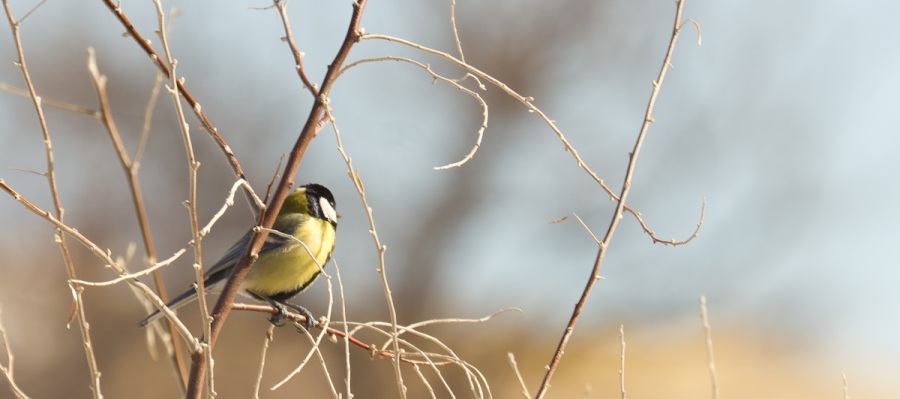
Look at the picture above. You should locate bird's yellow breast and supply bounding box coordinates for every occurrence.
[242,217,336,297]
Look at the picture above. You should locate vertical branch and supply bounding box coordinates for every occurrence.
[619,325,626,399]
[533,1,687,397]
[700,296,719,399]
[184,1,369,398]
[326,102,406,396]
[332,260,354,398]
[251,325,276,399]
[86,48,189,389]
[0,307,30,399]
[273,0,318,96]
[150,0,207,339]
[841,373,850,399]
[449,0,466,63]
[1,2,103,398]
[145,0,214,396]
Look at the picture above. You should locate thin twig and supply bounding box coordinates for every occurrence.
[230,301,502,396]
[325,101,406,397]
[273,0,318,96]
[146,0,213,395]
[184,2,370,397]
[72,248,188,287]
[360,33,703,246]
[508,353,530,399]
[338,56,487,170]
[570,213,602,246]
[534,2,689,397]
[0,81,99,116]
[323,98,494,395]
[261,231,337,392]
[237,307,418,360]
[392,308,520,333]
[1,2,103,397]
[86,46,189,389]
[344,315,498,397]
[99,0,258,216]
[332,258,354,399]
[449,0,466,63]
[134,92,160,172]
[619,325,626,399]
[841,373,850,399]
[71,179,258,289]
[252,325,276,399]
[0,307,30,399]
[347,319,489,397]
[0,180,199,351]
[411,365,437,399]
[700,296,719,399]
[272,327,339,396]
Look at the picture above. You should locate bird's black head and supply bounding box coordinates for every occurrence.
[302,183,337,228]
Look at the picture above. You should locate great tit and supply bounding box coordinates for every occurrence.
[141,183,337,328]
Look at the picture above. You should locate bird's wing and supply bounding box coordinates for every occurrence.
[140,220,303,326]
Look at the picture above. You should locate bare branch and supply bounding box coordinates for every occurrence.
[360,33,702,245]
[0,81,99,116]
[339,56,487,169]
[619,325,626,399]
[0,180,199,352]
[273,0,318,96]
[325,100,406,396]
[701,296,719,399]
[86,46,189,385]
[534,1,690,397]
[449,0,466,63]
[1,2,102,396]
[184,2,371,397]
[0,307,30,399]
[252,325,276,399]
[842,373,850,399]
[507,353,530,399]
[99,0,257,216]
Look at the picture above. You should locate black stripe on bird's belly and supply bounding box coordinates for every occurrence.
[251,270,322,303]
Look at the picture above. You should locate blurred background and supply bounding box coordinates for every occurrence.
[1,0,899,397]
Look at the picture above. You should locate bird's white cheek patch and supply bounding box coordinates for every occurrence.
[320,197,337,223]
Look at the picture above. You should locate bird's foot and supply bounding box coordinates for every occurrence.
[284,303,316,331]
[267,303,289,327]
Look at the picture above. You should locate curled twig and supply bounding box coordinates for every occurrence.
[339,56,487,169]
[359,33,702,245]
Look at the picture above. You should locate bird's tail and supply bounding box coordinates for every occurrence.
[139,285,202,327]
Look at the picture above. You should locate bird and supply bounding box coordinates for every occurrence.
[140,183,337,329]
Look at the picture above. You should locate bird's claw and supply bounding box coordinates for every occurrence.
[267,304,289,327]
[294,306,315,331]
